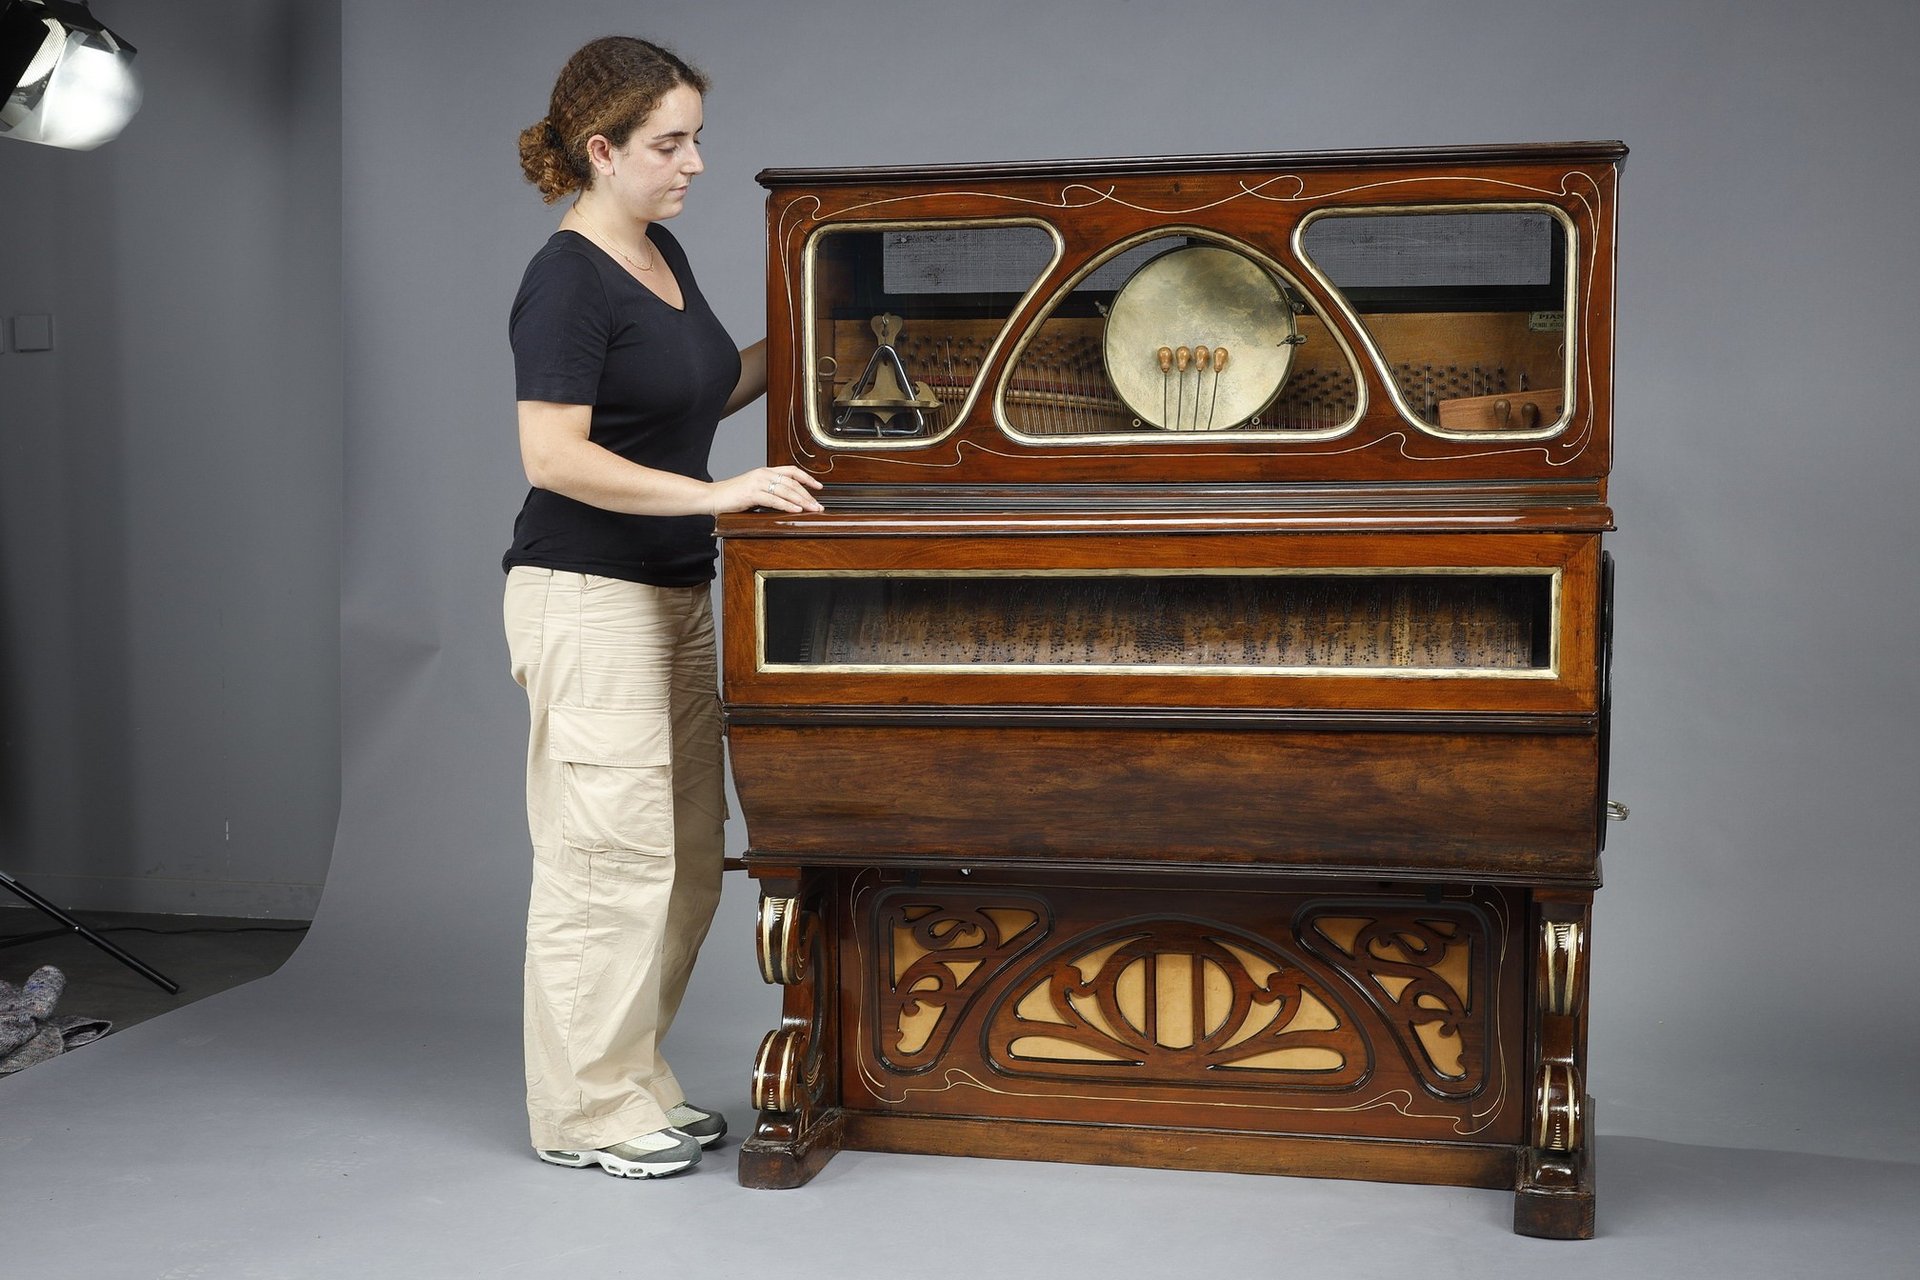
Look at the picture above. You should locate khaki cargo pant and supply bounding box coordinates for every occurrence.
[503,567,726,1150]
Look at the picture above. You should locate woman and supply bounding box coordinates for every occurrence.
[503,36,822,1180]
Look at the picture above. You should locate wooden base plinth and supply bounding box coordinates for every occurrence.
[737,1108,845,1190]
[1513,1099,1598,1240]
[845,1112,1517,1188]
[742,1106,1600,1239]
[740,1107,1516,1191]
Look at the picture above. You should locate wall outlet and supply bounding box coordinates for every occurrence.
[9,315,54,352]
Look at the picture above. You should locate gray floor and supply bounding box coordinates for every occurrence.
[1,906,309,1041]
[2,877,1916,1279]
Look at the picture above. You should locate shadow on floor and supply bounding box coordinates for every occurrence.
[0,905,309,1063]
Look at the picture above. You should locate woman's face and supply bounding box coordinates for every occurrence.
[598,83,705,222]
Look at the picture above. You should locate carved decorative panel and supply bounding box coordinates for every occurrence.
[873,892,1049,1073]
[847,874,1523,1142]
[983,919,1370,1088]
[1298,902,1495,1099]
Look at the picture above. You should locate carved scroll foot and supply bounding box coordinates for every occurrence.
[741,887,840,1188]
[740,1026,840,1188]
[1514,1095,1597,1239]
[1515,906,1596,1238]
[738,1107,846,1189]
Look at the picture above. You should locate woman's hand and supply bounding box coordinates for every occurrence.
[709,465,825,514]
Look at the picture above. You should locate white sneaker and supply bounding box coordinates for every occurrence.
[665,1101,728,1148]
[537,1127,702,1178]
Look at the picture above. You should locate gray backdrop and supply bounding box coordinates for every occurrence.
[4,0,1917,1273]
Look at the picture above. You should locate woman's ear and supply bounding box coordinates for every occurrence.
[585,134,616,178]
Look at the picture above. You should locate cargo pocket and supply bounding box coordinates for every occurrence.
[547,703,675,859]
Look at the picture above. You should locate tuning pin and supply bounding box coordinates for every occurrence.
[1157,346,1173,372]
[1194,345,1211,372]
[1213,347,1229,373]
[1175,346,1191,372]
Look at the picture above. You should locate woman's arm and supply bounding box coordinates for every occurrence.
[722,339,768,417]
[518,398,821,515]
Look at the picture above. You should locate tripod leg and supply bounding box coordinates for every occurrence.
[0,870,181,994]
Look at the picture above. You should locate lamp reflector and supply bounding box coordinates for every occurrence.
[1,3,140,150]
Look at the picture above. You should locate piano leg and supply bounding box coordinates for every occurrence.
[739,879,845,1188]
[1514,896,1597,1238]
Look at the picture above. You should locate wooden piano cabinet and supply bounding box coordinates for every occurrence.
[723,143,1623,1238]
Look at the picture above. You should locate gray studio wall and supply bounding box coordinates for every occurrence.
[290,0,1906,1171]
[324,0,1920,1164]
[0,0,341,917]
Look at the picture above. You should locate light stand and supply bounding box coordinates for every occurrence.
[2,2,165,994]
[2,0,163,993]
[0,868,178,993]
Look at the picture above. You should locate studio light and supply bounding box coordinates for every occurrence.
[1,0,139,151]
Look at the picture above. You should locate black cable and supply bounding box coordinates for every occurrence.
[95,924,310,937]
[1,919,310,939]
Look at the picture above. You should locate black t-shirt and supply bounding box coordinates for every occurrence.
[503,226,742,586]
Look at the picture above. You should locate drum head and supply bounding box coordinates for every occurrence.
[1101,244,1296,431]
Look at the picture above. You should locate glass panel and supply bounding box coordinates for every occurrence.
[1002,236,1361,439]
[1299,209,1572,434]
[805,223,1057,443]
[762,572,1553,673]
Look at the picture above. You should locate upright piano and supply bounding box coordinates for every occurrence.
[718,142,1625,1238]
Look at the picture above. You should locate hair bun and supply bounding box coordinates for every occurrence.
[517,116,578,203]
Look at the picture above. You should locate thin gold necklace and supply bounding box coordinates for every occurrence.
[573,208,656,273]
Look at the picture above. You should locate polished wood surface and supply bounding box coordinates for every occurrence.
[756,140,1630,185]
[761,150,1619,488]
[727,143,1620,1238]
[729,725,1600,880]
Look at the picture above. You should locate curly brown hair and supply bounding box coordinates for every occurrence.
[517,37,710,204]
